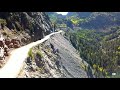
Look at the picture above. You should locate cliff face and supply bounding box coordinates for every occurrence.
[18,32,94,78]
[0,12,53,43]
[0,12,54,67]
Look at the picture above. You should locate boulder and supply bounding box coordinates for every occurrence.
[11,39,20,45]
[11,39,16,45]
[21,38,27,43]
[0,41,4,47]
[0,47,5,60]
[4,45,9,56]
[10,39,20,48]
[4,52,9,56]
[8,43,14,48]
[5,39,11,46]
[14,44,20,48]
[21,38,25,42]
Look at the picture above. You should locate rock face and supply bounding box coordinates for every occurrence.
[0,34,21,61]
[0,12,53,42]
[0,12,53,68]
[18,32,94,78]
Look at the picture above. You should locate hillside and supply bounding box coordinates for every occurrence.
[1,12,120,78]
[0,12,93,78]
[0,12,53,43]
[47,12,120,78]
[80,12,120,30]
[47,12,120,31]
[18,32,93,78]
[0,12,53,67]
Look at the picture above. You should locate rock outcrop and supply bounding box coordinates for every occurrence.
[0,12,53,43]
[0,34,21,61]
[0,12,53,66]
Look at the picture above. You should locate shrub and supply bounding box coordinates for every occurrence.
[28,48,34,60]
[80,63,86,71]
[99,67,103,72]
[36,50,43,58]
[93,64,97,69]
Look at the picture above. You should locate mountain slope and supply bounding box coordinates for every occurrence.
[18,31,93,78]
[0,12,98,78]
[0,12,54,68]
[0,12,53,44]
[47,12,120,78]
[47,12,120,31]
[79,12,120,30]
[0,31,62,78]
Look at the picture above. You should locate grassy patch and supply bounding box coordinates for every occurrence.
[28,48,34,60]
[80,62,87,71]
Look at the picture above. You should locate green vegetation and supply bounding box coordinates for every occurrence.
[80,62,87,71]
[66,27,120,78]
[57,24,67,28]
[28,48,34,60]
[47,12,87,30]
[47,12,120,77]
[69,16,87,26]
[36,50,43,58]
[28,47,43,61]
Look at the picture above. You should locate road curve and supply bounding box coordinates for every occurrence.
[0,31,63,78]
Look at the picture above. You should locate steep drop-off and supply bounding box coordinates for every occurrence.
[18,32,94,78]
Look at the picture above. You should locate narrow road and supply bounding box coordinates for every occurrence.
[0,31,62,78]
